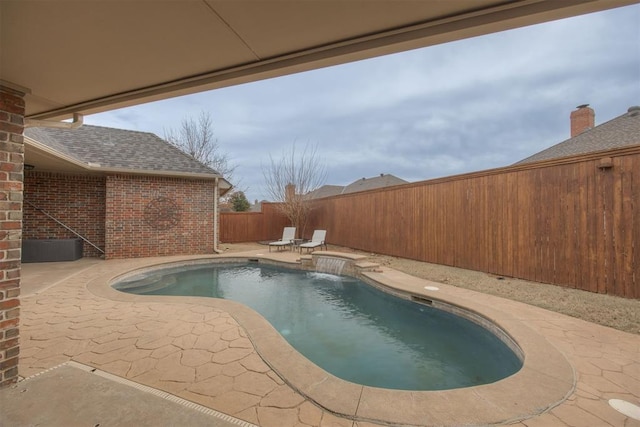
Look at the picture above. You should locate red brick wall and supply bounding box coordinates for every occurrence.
[0,86,24,387]
[23,172,106,257]
[105,175,215,259]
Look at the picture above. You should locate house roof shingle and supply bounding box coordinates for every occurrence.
[516,106,640,164]
[307,174,407,199]
[342,174,408,194]
[306,185,345,199]
[25,125,222,176]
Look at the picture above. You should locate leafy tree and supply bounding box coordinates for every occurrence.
[229,191,251,212]
[262,143,327,237]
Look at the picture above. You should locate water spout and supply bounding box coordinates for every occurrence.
[315,257,346,275]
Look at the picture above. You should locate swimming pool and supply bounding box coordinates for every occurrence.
[114,261,522,390]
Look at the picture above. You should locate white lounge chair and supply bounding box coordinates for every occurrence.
[269,227,296,252]
[299,230,327,253]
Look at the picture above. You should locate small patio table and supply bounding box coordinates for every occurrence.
[291,238,306,252]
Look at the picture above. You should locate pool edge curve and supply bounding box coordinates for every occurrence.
[87,253,575,426]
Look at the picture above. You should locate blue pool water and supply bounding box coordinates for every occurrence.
[114,262,522,390]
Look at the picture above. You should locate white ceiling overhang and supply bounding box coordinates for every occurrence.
[1,0,637,120]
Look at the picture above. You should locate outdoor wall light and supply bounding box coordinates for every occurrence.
[24,164,35,170]
[597,157,613,170]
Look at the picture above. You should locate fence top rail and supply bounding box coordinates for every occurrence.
[311,145,640,201]
[220,211,264,215]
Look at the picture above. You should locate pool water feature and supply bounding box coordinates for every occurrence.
[315,256,346,275]
[114,262,523,390]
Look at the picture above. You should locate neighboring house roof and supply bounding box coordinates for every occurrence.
[307,174,408,199]
[342,174,408,194]
[516,106,640,164]
[25,125,220,175]
[306,185,344,199]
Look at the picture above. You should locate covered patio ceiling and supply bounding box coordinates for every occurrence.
[1,0,637,121]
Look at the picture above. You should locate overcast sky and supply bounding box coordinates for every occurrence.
[86,4,640,202]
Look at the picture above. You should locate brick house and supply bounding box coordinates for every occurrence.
[23,125,232,259]
[516,105,640,164]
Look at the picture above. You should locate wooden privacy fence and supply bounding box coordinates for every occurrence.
[220,147,639,298]
[305,146,639,299]
[219,202,289,243]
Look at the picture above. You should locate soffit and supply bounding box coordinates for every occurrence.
[1,0,636,119]
[24,140,92,174]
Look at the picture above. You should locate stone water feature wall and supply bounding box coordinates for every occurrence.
[302,251,376,277]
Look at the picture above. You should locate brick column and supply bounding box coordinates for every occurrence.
[0,86,25,387]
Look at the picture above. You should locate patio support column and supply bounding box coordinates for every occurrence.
[0,85,25,387]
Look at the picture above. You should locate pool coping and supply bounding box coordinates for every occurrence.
[87,253,576,426]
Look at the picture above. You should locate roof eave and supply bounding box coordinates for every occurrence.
[92,166,227,181]
[25,135,232,186]
[24,135,89,170]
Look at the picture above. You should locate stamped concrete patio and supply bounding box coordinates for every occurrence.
[3,248,639,426]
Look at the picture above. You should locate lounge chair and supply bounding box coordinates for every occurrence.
[299,230,327,253]
[269,227,296,252]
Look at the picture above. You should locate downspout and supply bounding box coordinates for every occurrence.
[213,177,223,254]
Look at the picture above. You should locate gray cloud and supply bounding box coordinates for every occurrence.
[86,5,640,202]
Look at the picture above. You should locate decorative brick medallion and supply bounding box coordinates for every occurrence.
[144,196,181,230]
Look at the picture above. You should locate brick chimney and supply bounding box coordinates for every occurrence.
[570,104,595,137]
[285,183,296,202]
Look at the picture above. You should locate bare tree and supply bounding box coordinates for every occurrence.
[263,143,327,237]
[165,111,237,183]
